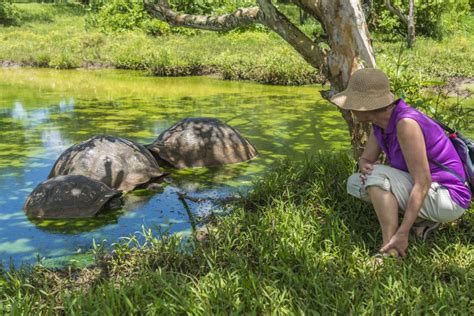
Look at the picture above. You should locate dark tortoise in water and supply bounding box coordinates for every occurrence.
[24,175,122,219]
[49,135,164,192]
[147,117,258,168]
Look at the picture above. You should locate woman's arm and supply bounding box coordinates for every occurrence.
[382,118,432,256]
[359,130,382,164]
[359,130,382,182]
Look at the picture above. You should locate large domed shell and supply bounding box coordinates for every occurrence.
[49,135,164,192]
[147,117,258,168]
[24,175,122,219]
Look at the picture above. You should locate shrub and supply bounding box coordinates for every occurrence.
[86,0,170,36]
[0,0,19,26]
[367,0,471,39]
[86,0,257,36]
[217,46,320,85]
[169,0,255,15]
[49,50,80,69]
[383,45,473,130]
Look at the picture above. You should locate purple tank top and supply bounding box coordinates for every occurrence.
[373,99,471,209]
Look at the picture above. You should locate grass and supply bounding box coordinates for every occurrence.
[0,3,320,85]
[0,152,472,314]
[1,3,473,86]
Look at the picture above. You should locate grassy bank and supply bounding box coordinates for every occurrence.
[1,153,472,314]
[0,3,320,85]
[1,4,473,86]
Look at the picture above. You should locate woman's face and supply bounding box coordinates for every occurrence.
[352,110,375,123]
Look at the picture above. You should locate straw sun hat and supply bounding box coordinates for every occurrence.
[330,68,394,111]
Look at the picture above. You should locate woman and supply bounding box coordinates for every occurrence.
[331,69,471,257]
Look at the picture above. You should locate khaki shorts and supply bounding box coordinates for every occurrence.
[347,165,466,223]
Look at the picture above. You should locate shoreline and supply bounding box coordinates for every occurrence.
[2,62,472,97]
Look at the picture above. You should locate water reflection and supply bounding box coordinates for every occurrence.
[12,102,28,120]
[0,68,350,267]
[59,98,75,112]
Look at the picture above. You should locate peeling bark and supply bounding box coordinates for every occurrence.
[310,0,375,157]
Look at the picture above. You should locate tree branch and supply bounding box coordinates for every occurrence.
[144,0,327,73]
[384,0,408,26]
[256,0,326,73]
[289,0,322,19]
[143,0,262,31]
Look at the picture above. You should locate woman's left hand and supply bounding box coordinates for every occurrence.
[381,232,409,257]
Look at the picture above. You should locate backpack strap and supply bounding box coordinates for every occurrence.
[430,117,455,134]
[429,158,467,184]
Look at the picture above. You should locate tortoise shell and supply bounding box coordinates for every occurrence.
[24,175,122,219]
[147,117,258,168]
[49,135,164,192]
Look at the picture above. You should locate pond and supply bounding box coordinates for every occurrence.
[0,68,350,267]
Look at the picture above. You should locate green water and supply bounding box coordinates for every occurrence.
[0,68,349,267]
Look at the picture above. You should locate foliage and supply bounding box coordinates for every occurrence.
[86,0,171,36]
[0,153,472,313]
[383,44,473,131]
[85,0,258,35]
[367,0,472,39]
[169,0,255,15]
[0,0,19,26]
[217,44,321,85]
[2,4,474,85]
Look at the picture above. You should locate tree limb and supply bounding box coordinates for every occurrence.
[384,0,408,26]
[143,0,262,31]
[256,0,326,73]
[143,0,326,73]
[289,0,322,19]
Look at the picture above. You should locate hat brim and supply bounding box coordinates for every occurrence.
[330,90,395,111]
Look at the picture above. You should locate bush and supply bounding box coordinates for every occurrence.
[169,0,255,15]
[367,0,471,39]
[86,0,257,36]
[0,0,19,26]
[217,45,321,85]
[383,45,473,131]
[86,0,170,36]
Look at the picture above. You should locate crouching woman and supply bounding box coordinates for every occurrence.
[331,69,471,257]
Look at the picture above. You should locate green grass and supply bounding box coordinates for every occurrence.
[0,3,320,85]
[1,152,472,314]
[375,33,474,79]
[1,3,472,86]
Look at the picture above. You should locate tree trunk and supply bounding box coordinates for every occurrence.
[299,8,309,25]
[384,0,416,48]
[305,0,375,157]
[407,0,415,48]
[143,0,376,158]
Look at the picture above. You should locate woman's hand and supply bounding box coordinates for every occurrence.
[381,231,409,257]
[359,157,379,184]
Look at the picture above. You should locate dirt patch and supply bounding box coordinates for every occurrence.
[1,60,23,68]
[445,77,473,98]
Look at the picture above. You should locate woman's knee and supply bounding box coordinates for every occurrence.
[347,173,362,198]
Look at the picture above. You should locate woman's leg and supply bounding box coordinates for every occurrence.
[367,186,399,246]
[347,165,413,247]
[347,165,465,246]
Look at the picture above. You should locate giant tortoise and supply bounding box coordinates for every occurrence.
[147,117,258,168]
[49,135,164,192]
[24,175,122,219]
